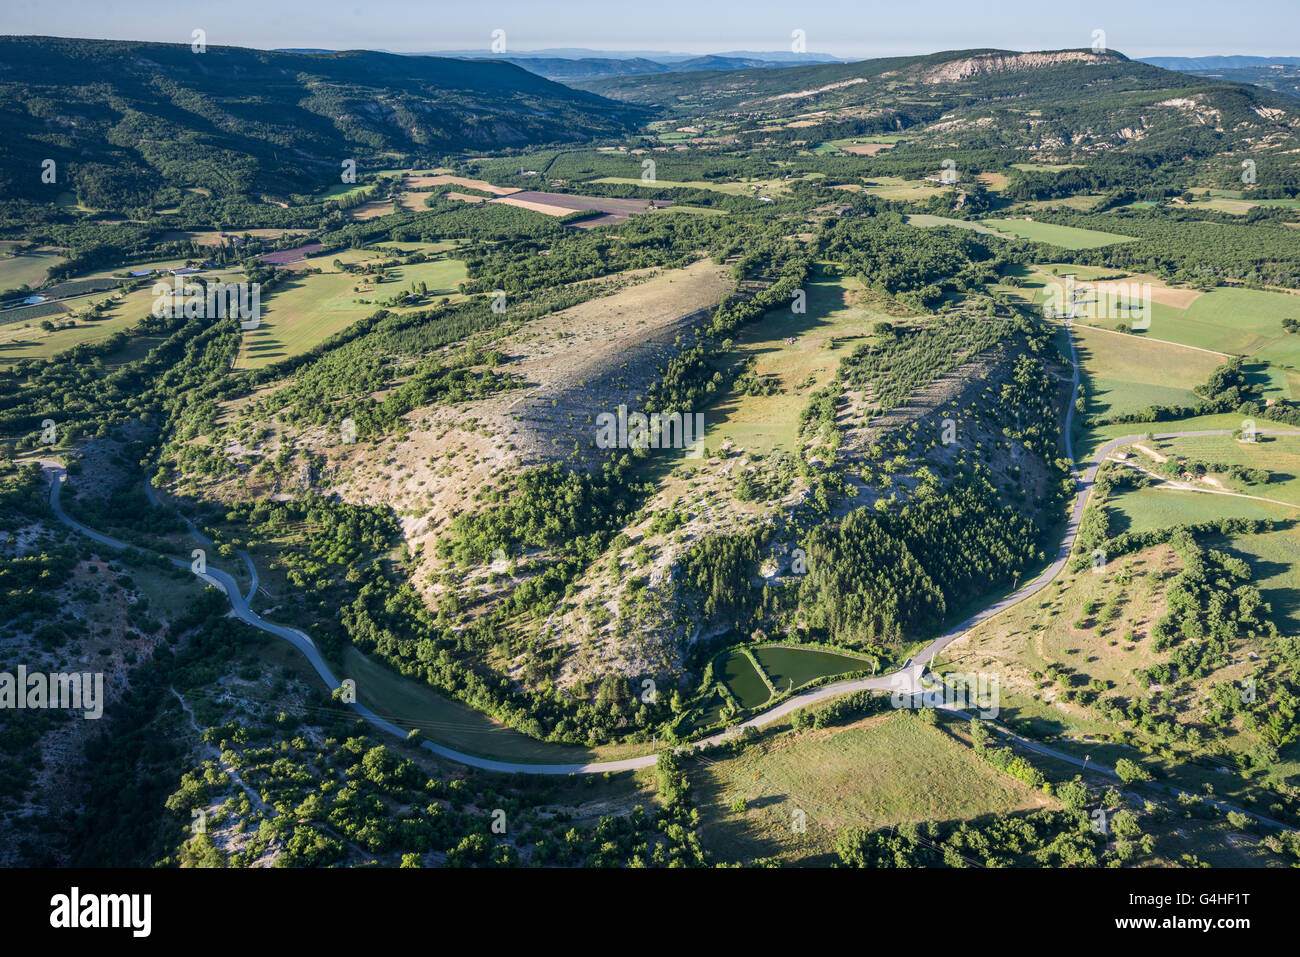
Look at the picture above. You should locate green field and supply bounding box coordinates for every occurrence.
[1197,189,1300,214]
[694,711,1052,864]
[1044,287,1300,373]
[589,175,796,197]
[982,218,1137,249]
[339,646,644,764]
[1138,289,1300,368]
[1107,485,1293,538]
[818,135,907,154]
[703,265,896,455]
[238,255,467,368]
[0,249,66,291]
[1008,265,1300,369]
[1072,323,1225,418]
[1194,197,1257,215]
[315,182,373,202]
[236,271,379,368]
[1038,283,1300,366]
[1012,195,1107,213]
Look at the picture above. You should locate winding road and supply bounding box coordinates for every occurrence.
[35,319,1300,819]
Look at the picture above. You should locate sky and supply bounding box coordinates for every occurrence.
[1,0,1297,59]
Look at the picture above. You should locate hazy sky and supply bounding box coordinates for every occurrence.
[2,0,1296,59]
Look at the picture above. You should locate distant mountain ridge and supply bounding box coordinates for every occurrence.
[314,47,850,80]
[574,47,1299,158]
[0,36,647,205]
[1139,55,1300,100]
[496,53,833,80]
[415,48,845,63]
[1140,55,1300,70]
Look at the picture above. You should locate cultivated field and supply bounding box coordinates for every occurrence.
[0,247,66,290]
[694,711,1054,865]
[1142,289,1300,367]
[1107,485,1292,537]
[859,176,949,202]
[981,218,1136,249]
[822,135,906,155]
[159,228,308,246]
[489,189,669,225]
[589,175,799,197]
[407,173,520,196]
[236,251,468,369]
[1036,283,1300,367]
[1072,323,1225,418]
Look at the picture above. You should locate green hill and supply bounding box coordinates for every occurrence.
[576,47,1299,156]
[0,36,647,206]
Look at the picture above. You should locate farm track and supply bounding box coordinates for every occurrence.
[32,323,1300,826]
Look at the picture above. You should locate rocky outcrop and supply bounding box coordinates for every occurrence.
[921,51,1119,84]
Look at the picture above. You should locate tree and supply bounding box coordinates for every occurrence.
[1227,811,1252,831]
[1057,778,1089,810]
[1114,758,1152,785]
[1111,809,1142,838]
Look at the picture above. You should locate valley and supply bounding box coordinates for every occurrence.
[3,25,1300,879]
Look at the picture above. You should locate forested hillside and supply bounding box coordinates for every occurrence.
[578,47,1299,157]
[0,36,646,206]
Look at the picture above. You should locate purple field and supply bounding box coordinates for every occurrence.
[259,242,324,265]
[490,190,670,227]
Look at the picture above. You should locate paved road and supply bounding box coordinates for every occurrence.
[143,482,258,603]
[35,323,1300,801]
[943,704,1293,831]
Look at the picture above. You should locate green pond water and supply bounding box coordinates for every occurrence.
[752,646,871,691]
[720,651,772,709]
